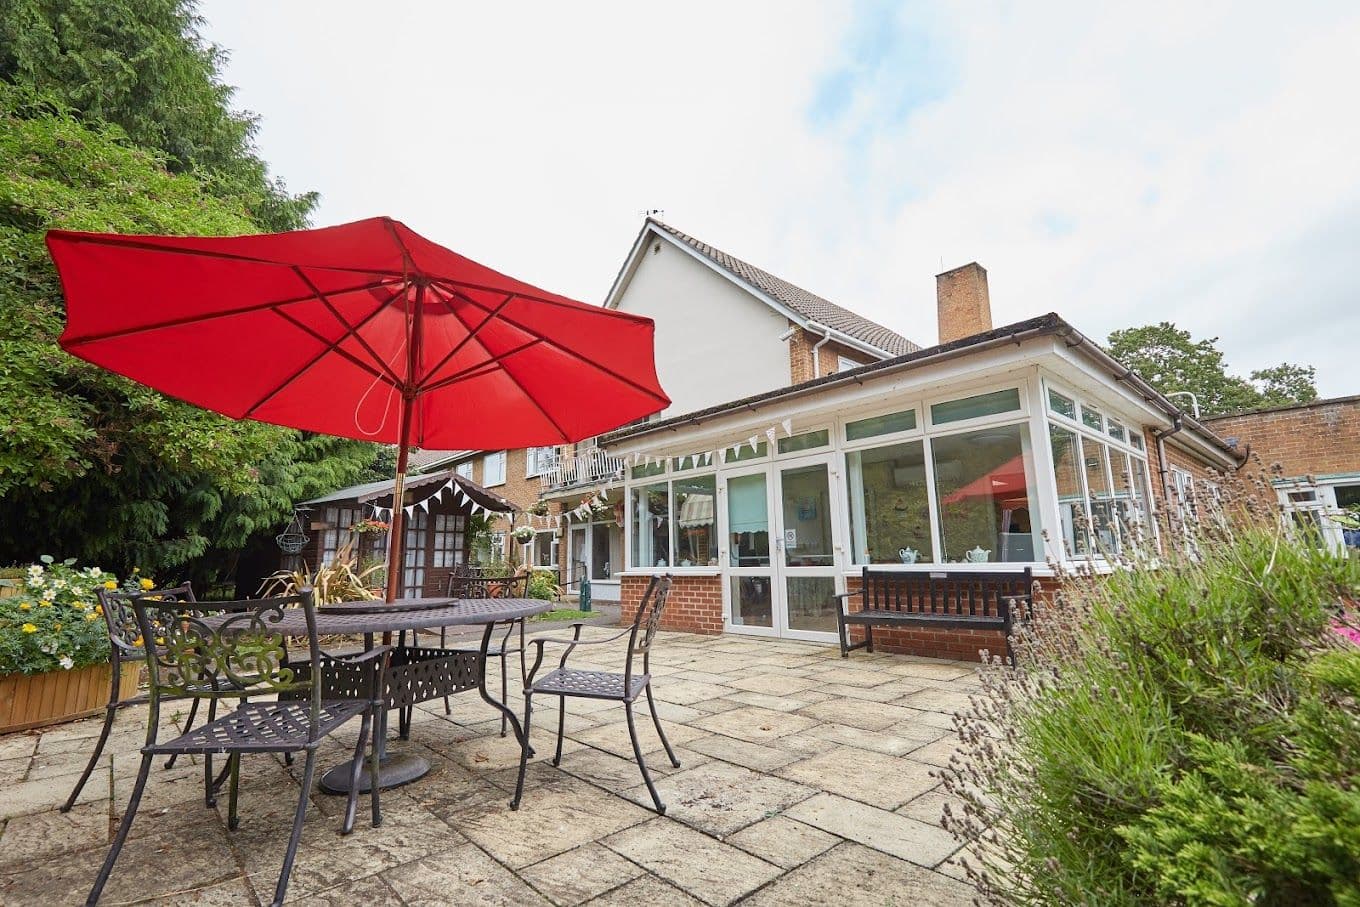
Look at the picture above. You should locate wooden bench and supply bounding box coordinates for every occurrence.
[836,568,1034,662]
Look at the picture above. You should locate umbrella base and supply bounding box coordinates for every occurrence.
[317,751,429,794]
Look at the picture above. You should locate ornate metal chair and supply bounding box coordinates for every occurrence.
[512,575,676,813]
[86,591,388,907]
[431,566,528,734]
[63,584,212,813]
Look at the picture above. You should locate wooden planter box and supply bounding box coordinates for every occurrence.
[0,661,141,735]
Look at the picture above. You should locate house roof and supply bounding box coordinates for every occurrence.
[607,219,921,359]
[407,448,475,472]
[601,312,1241,467]
[301,470,516,512]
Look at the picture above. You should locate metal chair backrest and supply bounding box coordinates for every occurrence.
[624,575,672,678]
[448,564,504,598]
[95,583,196,656]
[132,592,322,740]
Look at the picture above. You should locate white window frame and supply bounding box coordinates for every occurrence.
[455,461,474,479]
[532,530,559,568]
[483,451,507,487]
[1041,377,1157,560]
[525,446,555,478]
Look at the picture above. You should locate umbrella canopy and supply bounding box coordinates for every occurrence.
[48,217,670,600]
[940,455,1030,507]
[49,217,668,449]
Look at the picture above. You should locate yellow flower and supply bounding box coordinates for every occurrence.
[103,580,118,590]
[95,605,103,616]
[133,634,144,647]
[53,622,62,631]
[86,613,99,622]
[39,600,52,608]
[18,602,30,611]
[138,578,155,591]
[21,623,37,633]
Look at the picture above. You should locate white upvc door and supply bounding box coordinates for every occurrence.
[720,453,844,642]
[722,463,780,638]
[772,453,844,643]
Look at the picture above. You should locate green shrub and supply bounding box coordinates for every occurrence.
[941,498,1360,905]
[526,571,559,601]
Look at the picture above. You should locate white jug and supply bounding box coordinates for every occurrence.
[964,546,991,563]
[898,547,919,564]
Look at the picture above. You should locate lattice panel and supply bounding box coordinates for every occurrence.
[384,647,480,709]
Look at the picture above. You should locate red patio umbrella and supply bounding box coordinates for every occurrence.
[48,217,670,601]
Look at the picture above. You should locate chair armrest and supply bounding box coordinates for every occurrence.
[833,591,858,600]
[524,624,629,687]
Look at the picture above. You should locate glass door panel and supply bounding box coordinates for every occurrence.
[724,469,776,633]
[785,576,838,633]
[730,575,774,628]
[776,460,840,637]
[779,464,834,568]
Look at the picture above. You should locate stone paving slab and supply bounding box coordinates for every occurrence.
[0,631,979,906]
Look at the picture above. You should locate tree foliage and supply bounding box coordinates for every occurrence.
[0,85,377,577]
[0,0,316,231]
[1107,322,1318,417]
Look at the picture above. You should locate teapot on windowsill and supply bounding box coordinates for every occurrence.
[897,547,919,565]
[963,546,991,564]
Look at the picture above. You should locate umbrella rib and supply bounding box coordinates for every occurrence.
[415,287,515,387]
[61,276,401,346]
[419,338,543,394]
[435,276,654,324]
[50,233,411,277]
[291,266,403,385]
[241,284,408,420]
[270,307,389,385]
[433,279,669,406]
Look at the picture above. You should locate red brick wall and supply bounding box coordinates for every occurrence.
[1205,397,1360,479]
[787,326,878,384]
[620,574,724,635]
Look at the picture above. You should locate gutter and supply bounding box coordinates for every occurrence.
[807,320,833,377]
[1151,415,1184,506]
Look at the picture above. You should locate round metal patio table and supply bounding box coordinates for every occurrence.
[266,597,552,793]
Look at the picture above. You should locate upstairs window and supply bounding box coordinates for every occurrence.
[483,451,506,486]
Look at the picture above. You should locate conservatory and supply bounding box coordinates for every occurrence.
[604,315,1239,645]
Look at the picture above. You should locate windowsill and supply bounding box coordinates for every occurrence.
[621,569,722,577]
[840,562,1058,577]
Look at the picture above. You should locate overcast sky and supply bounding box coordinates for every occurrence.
[201,1,1359,396]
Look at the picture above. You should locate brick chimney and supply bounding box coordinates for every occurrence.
[936,262,992,344]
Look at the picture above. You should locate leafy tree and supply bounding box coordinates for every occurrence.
[1251,363,1319,409]
[1107,322,1318,416]
[0,0,316,231]
[0,85,377,576]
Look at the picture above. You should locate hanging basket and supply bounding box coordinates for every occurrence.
[511,527,536,546]
[275,509,310,554]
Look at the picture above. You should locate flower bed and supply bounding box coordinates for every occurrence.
[0,558,152,732]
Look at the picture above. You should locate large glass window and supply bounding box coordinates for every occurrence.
[931,388,1021,425]
[1083,437,1118,552]
[674,475,718,566]
[322,506,358,563]
[930,424,1039,563]
[1048,424,1090,556]
[630,482,669,568]
[845,440,934,564]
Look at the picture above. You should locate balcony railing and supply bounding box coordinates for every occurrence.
[538,447,626,493]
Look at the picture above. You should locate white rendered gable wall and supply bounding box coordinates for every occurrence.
[615,239,793,419]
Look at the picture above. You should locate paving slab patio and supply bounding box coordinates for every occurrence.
[0,630,981,905]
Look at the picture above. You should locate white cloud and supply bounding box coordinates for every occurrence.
[203,0,1359,395]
